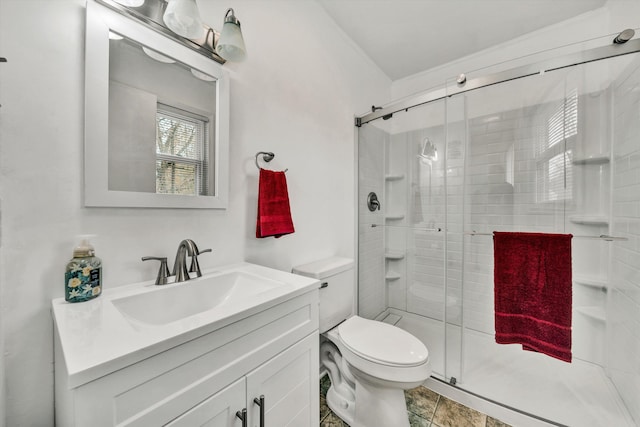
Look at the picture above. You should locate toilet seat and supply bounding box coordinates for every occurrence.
[338,316,429,367]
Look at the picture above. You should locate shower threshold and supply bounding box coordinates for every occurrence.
[373,308,634,427]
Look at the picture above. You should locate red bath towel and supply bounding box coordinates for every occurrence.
[256,169,295,238]
[493,232,573,363]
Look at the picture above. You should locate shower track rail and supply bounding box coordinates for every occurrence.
[355,37,640,126]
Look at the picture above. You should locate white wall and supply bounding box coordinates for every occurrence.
[391,0,640,104]
[0,0,390,425]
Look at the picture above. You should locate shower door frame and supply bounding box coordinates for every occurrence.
[356,38,640,127]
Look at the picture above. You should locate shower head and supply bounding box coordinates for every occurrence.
[613,29,635,44]
[419,138,438,162]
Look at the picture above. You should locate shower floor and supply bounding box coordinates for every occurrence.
[381,309,635,427]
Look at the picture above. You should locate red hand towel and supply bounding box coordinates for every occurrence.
[493,232,573,363]
[256,169,295,238]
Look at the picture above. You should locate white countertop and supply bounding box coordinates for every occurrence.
[52,262,319,388]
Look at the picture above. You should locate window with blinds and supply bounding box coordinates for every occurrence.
[536,89,578,203]
[155,104,210,196]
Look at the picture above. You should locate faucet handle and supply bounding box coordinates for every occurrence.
[189,248,212,277]
[142,256,170,285]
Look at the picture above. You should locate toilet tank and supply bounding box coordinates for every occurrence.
[292,257,354,333]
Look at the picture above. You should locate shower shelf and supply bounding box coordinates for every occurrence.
[569,215,609,226]
[572,155,610,166]
[575,306,606,322]
[385,251,405,260]
[574,276,608,292]
[385,174,405,181]
[385,213,405,221]
[385,271,401,281]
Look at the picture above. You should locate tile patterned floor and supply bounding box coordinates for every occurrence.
[319,375,512,427]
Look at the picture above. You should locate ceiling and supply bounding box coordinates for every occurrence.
[317,0,607,80]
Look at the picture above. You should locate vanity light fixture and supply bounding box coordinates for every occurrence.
[101,0,246,64]
[161,0,246,62]
[216,8,246,62]
[163,0,204,39]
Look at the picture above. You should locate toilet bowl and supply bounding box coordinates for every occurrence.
[292,257,432,427]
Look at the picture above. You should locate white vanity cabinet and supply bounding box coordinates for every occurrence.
[54,290,319,427]
[167,334,317,427]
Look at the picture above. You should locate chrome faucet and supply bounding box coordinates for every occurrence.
[172,239,212,283]
[142,239,211,285]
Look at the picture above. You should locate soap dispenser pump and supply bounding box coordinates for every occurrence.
[65,235,102,303]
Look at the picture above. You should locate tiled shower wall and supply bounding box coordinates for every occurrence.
[462,102,570,336]
[387,101,569,331]
[381,86,611,365]
[610,55,640,424]
[358,123,386,320]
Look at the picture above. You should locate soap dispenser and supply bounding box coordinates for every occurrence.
[65,235,102,303]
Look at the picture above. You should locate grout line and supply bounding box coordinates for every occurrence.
[428,394,438,427]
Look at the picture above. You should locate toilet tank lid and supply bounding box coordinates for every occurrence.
[292,257,354,279]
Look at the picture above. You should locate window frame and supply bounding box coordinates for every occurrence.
[155,103,211,196]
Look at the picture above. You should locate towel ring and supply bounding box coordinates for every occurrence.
[255,151,275,170]
[255,151,288,172]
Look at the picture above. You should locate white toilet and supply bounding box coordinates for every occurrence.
[292,257,431,427]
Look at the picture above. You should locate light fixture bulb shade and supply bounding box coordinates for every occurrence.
[163,0,204,39]
[142,47,175,63]
[113,0,145,6]
[216,21,246,62]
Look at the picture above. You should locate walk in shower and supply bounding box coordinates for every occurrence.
[357,33,640,427]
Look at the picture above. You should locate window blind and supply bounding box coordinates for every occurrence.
[536,89,578,203]
[155,104,209,196]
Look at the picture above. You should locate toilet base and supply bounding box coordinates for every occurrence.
[325,377,410,427]
[326,384,355,426]
[353,377,410,427]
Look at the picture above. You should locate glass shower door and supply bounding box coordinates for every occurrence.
[387,100,450,381]
[448,49,640,426]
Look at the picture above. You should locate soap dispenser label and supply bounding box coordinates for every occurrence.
[65,259,102,303]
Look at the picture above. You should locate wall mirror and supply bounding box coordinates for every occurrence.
[85,0,229,208]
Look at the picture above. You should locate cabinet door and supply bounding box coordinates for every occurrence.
[166,378,246,427]
[246,333,319,427]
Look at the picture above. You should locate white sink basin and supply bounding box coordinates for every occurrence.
[52,262,320,388]
[112,271,286,325]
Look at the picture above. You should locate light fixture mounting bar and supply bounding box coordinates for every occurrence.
[96,0,226,65]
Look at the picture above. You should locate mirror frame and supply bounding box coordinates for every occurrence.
[84,0,229,209]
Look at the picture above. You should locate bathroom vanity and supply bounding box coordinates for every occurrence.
[53,263,320,426]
